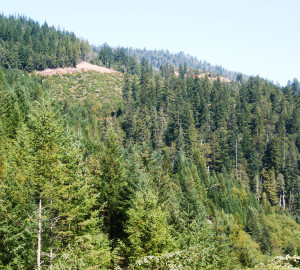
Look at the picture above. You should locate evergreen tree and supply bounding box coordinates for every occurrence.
[261,169,277,205]
[265,136,282,177]
[89,125,127,241]
[123,189,177,265]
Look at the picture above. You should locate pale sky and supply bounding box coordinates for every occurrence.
[1,0,300,85]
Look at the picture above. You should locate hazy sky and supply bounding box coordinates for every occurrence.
[1,0,299,85]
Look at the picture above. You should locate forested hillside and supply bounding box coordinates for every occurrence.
[0,15,300,269]
[0,15,90,71]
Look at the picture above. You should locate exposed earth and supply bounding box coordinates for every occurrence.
[34,61,118,76]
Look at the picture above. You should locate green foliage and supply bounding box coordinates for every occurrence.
[96,44,140,74]
[0,16,299,269]
[0,15,90,71]
[261,169,278,205]
[123,189,177,265]
[0,99,111,269]
[230,218,264,267]
[255,255,300,269]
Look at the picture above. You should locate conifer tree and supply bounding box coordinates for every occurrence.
[89,125,127,241]
[261,169,277,205]
[1,100,112,269]
[124,189,177,265]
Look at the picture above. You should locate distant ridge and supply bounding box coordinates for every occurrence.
[125,47,247,81]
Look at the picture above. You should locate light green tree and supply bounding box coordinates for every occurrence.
[124,189,177,265]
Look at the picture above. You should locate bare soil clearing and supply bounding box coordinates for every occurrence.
[174,68,230,83]
[34,62,118,76]
[198,72,231,83]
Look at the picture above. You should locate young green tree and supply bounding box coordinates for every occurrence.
[1,100,112,269]
[123,189,177,265]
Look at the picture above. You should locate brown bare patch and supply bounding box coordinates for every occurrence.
[34,62,118,76]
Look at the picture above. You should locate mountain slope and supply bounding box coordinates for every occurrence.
[0,14,299,270]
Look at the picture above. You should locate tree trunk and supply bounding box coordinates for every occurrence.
[50,197,53,270]
[279,194,282,207]
[236,138,238,181]
[283,191,286,210]
[288,191,292,212]
[68,181,71,248]
[37,193,42,270]
[283,130,286,171]
[256,176,259,201]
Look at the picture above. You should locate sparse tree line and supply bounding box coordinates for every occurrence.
[93,43,246,81]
